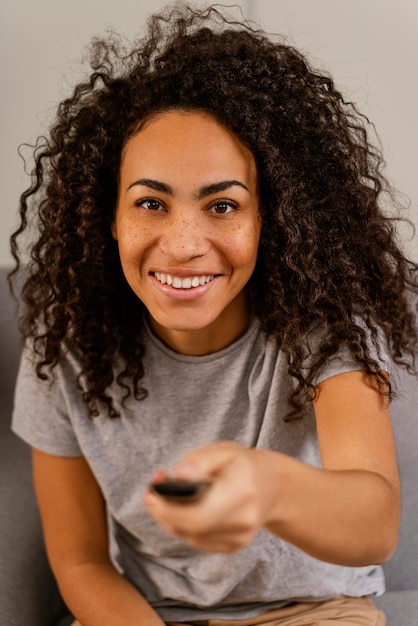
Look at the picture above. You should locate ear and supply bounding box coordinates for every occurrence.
[111,220,118,240]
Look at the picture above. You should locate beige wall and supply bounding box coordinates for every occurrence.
[252,0,418,262]
[1,0,417,265]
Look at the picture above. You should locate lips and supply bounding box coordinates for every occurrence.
[153,272,215,289]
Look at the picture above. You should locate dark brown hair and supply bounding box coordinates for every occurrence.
[10,4,418,418]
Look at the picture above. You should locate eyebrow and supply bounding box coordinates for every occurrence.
[127,178,249,198]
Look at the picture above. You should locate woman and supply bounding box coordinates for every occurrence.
[11,5,418,625]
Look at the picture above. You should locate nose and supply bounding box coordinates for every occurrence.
[158,209,210,261]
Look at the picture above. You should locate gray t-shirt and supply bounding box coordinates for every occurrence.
[12,317,389,622]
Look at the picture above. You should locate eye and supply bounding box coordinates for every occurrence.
[135,198,165,211]
[209,201,238,215]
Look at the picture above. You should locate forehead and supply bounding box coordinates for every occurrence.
[119,110,258,187]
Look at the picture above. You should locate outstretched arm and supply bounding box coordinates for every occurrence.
[145,370,400,566]
[32,449,165,626]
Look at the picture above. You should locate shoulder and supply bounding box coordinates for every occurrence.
[304,318,392,387]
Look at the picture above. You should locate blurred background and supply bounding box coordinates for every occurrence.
[1,0,417,265]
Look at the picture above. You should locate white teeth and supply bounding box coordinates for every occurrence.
[154,273,214,289]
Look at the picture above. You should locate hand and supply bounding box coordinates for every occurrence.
[144,442,278,553]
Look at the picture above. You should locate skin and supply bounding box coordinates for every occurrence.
[112,109,261,355]
[32,110,401,625]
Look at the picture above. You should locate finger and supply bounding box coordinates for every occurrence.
[172,441,242,481]
[144,487,213,544]
[149,468,170,485]
[145,476,259,540]
[144,488,255,553]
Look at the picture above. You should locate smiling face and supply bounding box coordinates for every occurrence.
[112,109,261,355]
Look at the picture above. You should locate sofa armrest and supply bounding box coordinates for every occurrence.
[0,429,67,626]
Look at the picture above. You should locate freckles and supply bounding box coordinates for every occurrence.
[226,224,259,254]
[123,233,141,252]
[121,221,150,248]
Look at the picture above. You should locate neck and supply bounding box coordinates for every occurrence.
[148,299,252,356]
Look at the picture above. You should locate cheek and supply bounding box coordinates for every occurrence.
[231,224,260,268]
[116,223,150,261]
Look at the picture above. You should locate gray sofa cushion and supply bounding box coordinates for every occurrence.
[382,364,418,591]
[0,442,66,626]
[0,269,67,624]
[375,590,418,626]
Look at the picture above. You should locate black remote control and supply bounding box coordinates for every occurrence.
[150,478,210,502]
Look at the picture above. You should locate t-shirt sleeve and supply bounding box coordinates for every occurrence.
[12,345,83,457]
[309,321,392,387]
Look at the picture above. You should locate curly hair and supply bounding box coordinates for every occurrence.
[10,4,418,419]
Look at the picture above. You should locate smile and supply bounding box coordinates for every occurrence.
[153,272,215,289]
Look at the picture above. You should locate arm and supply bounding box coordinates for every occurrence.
[145,370,400,566]
[32,449,165,626]
[265,369,400,565]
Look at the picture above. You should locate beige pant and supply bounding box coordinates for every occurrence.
[71,595,385,625]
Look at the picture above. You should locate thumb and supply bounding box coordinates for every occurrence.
[172,441,242,481]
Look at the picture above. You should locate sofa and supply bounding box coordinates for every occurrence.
[1,265,417,625]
